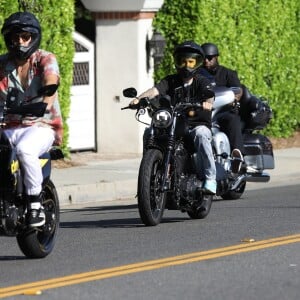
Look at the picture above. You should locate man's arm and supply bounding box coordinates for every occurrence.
[42,73,59,111]
[228,70,243,101]
[130,87,159,105]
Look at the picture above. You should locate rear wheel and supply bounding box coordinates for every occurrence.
[17,180,60,258]
[138,149,166,226]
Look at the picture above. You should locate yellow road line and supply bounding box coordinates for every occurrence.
[1,233,300,298]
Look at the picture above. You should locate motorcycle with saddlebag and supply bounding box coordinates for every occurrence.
[212,85,274,200]
[0,84,63,258]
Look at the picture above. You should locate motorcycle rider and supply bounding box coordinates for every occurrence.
[0,12,62,227]
[130,41,217,194]
[200,42,244,173]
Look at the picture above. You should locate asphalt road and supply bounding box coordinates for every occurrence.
[0,184,299,300]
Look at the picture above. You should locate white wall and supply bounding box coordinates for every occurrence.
[69,32,95,151]
[80,0,164,155]
[82,0,163,12]
[96,18,154,154]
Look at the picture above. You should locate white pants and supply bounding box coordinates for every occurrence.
[4,126,55,195]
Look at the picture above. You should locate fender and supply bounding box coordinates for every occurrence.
[212,128,231,156]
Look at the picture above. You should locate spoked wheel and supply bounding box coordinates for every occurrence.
[17,180,60,258]
[138,149,166,226]
[187,194,213,219]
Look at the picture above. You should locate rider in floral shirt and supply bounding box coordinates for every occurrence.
[0,11,63,227]
[0,50,63,145]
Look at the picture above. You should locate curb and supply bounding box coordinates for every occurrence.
[58,179,137,207]
[55,148,300,208]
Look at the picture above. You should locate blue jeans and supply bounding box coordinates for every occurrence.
[189,125,216,181]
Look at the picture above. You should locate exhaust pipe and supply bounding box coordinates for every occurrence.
[231,174,247,190]
[245,172,270,183]
[230,172,270,190]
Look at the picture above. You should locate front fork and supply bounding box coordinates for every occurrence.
[161,115,177,192]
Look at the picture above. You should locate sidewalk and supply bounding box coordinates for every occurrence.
[52,148,300,208]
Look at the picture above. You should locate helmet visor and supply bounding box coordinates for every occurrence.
[11,31,32,44]
[174,53,202,70]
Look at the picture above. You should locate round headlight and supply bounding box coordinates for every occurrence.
[152,110,172,128]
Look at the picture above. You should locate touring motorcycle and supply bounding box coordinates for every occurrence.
[122,87,216,226]
[212,85,274,200]
[0,84,63,258]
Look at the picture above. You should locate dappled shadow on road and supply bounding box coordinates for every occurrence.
[61,204,138,214]
[60,217,143,228]
[60,216,188,229]
[0,256,27,261]
[60,204,189,228]
[60,203,190,228]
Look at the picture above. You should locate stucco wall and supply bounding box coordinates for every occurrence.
[80,0,163,155]
[96,18,154,154]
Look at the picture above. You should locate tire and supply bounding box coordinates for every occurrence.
[187,194,213,219]
[221,181,246,200]
[17,180,60,258]
[138,149,166,226]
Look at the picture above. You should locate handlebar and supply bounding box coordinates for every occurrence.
[5,102,48,117]
[2,84,58,117]
[121,104,137,110]
[121,97,150,111]
[177,102,202,108]
[121,101,203,111]
[121,91,205,113]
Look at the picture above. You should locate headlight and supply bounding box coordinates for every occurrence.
[152,110,172,128]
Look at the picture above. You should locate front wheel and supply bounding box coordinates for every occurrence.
[187,194,213,219]
[138,149,166,226]
[221,181,246,200]
[17,180,60,258]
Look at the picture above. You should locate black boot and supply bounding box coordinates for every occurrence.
[26,195,45,227]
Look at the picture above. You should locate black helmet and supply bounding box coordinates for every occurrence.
[173,41,204,79]
[201,43,219,57]
[1,12,41,60]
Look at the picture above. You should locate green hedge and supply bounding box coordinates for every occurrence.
[0,0,74,155]
[153,0,300,137]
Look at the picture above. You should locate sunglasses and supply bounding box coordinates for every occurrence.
[205,55,216,61]
[11,32,32,42]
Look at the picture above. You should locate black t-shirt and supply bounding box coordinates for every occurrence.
[199,65,241,88]
[154,73,214,127]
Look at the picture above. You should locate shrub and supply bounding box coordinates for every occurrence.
[153,0,300,137]
[0,0,74,154]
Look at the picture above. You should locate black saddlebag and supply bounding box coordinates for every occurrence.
[243,133,275,170]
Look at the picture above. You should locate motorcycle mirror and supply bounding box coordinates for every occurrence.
[37,84,59,97]
[123,87,137,98]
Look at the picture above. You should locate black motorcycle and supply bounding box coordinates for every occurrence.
[0,84,63,258]
[122,87,214,226]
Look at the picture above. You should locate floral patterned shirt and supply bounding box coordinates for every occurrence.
[0,49,63,145]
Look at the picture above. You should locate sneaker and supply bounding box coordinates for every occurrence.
[203,179,217,195]
[27,207,45,227]
[231,148,243,173]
